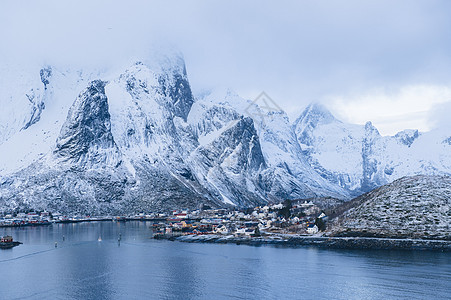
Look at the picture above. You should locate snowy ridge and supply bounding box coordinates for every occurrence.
[192,91,350,200]
[0,66,98,174]
[294,103,451,195]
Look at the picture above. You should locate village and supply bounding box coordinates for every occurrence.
[0,200,328,237]
[152,200,327,237]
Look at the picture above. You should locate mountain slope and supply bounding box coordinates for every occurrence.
[191,91,349,201]
[0,58,220,214]
[294,103,451,195]
[0,55,450,214]
[1,56,350,214]
[329,175,451,239]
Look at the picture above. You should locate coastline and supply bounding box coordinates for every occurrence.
[3,219,449,251]
[155,234,451,251]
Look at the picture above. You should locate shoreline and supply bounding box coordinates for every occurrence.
[3,219,449,251]
[0,217,176,228]
[155,234,451,251]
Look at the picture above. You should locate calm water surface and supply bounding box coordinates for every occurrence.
[0,221,449,299]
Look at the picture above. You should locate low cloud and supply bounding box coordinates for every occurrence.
[1,0,451,133]
[428,101,451,130]
[325,85,451,135]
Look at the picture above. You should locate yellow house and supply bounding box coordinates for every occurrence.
[181,221,193,228]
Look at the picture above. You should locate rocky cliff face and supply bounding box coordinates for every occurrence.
[55,80,121,167]
[1,55,311,214]
[188,116,267,207]
[191,91,350,201]
[0,58,220,214]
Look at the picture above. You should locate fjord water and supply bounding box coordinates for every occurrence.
[0,222,449,299]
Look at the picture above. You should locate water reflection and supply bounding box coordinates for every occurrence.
[0,222,449,299]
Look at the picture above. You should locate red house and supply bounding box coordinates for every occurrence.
[1,236,13,243]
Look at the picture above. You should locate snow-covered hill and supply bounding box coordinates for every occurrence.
[294,103,451,195]
[328,175,451,239]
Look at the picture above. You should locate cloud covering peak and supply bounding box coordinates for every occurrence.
[2,0,451,134]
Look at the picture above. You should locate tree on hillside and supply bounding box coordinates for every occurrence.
[278,200,292,219]
[315,217,326,231]
[253,226,261,237]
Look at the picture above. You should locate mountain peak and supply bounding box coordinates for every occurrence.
[118,55,194,122]
[394,129,419,147]
[293,103,337,135]
[55,80,120,166]
[297,103,336,127]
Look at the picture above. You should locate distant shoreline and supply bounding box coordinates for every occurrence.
[156,234,451,251]
[3,219,450,251]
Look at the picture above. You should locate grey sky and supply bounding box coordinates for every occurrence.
[1,0,451,135]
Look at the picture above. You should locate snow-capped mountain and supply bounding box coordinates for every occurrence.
[0,55,346,214]
[0,53,449,214]
[294,103,451,195]
[190,90,349,201]
[0,59,221,214]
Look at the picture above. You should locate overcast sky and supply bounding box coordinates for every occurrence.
[1,0,451,135]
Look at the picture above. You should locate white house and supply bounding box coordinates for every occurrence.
[272,203,283,210]
[214,224,229,234]
[307,224,319,234]
[235,228,254,236]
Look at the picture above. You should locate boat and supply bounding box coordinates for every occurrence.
[0,235,22,249]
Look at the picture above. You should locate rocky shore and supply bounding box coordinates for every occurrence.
[155,234,451,251]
